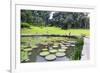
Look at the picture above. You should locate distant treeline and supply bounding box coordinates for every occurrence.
[21,10,90,29]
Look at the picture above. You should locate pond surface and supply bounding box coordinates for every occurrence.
[36,55,70,62]
[21,36,76,63]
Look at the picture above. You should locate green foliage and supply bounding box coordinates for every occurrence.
[21,10,90,29]
[21,10,34,24]
[65,37,84,60]
[21,10,50,25]
[21,23,30,28]
[71,37,84,60]
[21,51,29,62]
[51,12,89,29]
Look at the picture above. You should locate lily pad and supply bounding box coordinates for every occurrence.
[53,45,58,49]
[56,52,66,57]
[32,45,38,49]
[21,51,29,62]
[23,48,32,51]
[67,41,76,44]
[39,51,50,56]
[28,52,32,55]
[45,54,56,61]
[70,44,75,47]
[25,59,30,61]
[42,43,48,46]
[21,45,28,49]
[49,49,58,53]
[58,49,66,52]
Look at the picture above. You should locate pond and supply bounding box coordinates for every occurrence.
[21,36,78,63]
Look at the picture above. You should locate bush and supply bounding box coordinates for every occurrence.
[71,37,84,60]
[21,23,30,28]
[65,37,84,60]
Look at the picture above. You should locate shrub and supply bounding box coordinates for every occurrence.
[66,37,84,60]
[21,23,30,28]
[72,37,84,60]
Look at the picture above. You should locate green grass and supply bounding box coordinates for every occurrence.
[21,26,89,36]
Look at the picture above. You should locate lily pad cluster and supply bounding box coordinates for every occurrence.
[39,40,77,61]
[21,45,38,62]
[39,48,67,61]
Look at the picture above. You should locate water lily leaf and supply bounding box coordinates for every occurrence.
[49,49,58,53]
[56,52,66,57]
[45,54,56,61]
[39,51,50,56]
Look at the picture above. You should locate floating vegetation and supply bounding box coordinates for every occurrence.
[49,49,58,53]
[56,52,66,57]
[52,45,58,49]
[42,48,48,51]
[32,45,38,49]
[58,49,66,52]
[45,54,56,61]
[21,51,29,62]
[28,52,32,55]
[23,48,32,52]
[20,36,84,63]
[39,51,50,57]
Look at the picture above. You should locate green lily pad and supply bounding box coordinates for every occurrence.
[56,52,66,57]
[32,45,38,48]
[42,43,48,46]
[21,45,28,49]
[49,49,58,53]
[70,44,75,47]
[23,48,32,51]
[45,54,56,61]
[25,59,30,62]
[58,49,66,52]
[42,48,48,51]
[21,51,29,62]
[53,45,58,49]
[67,41,76,44]
[39,51,50,56]
[28,52,32,55]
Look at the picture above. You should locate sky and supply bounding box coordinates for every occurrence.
[49,12,55,19]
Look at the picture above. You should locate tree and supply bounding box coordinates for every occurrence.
[21,10,34,24]
[21,10,90,29]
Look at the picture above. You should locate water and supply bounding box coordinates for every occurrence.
[36,55,70,62]
[21,36,76,63]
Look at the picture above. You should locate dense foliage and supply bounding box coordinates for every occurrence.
[21,10,90,29]
[65,37,84,60]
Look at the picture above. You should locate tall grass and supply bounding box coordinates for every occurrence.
[71,37,84,60]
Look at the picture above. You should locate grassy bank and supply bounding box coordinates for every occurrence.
[21,26,89,36]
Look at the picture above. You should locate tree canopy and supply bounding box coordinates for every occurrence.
[21,10,90,29]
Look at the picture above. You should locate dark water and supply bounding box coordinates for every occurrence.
[36,55,70,62]
[21,36,75,63]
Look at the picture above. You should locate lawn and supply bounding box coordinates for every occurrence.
[21,26,89,36]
